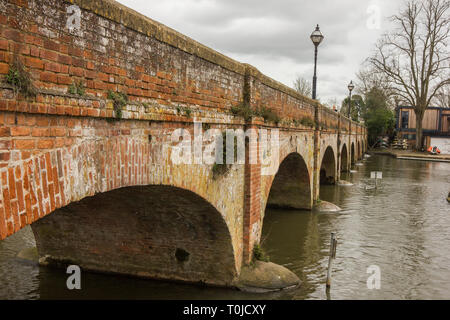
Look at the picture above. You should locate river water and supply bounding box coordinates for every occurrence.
[0,155,449,300]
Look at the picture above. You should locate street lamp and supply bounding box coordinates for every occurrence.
[347,80,355,119]
[310,24,324,100]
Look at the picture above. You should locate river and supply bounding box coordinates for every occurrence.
[0,155,449,299]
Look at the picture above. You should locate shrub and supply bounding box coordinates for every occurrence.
[107,90,128,119]
[6,59,37,97]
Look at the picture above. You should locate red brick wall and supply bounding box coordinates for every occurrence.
[0,0,367,269]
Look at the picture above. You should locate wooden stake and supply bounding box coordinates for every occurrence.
[326,232,337,288]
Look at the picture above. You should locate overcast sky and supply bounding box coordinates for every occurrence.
[116,0,404,106]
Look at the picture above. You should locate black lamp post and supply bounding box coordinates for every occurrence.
[347,80,354,119]
[310,24,324,100]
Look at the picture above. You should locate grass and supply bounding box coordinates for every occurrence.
[231,103,254,122]
[299,117,315,128]
[231,103,280,124]
[6,59,37,97]
[68,80,85,96]
[107,90,128,120]
[255,106,281,124]
[253,244,270,262]
[212,131,237,179]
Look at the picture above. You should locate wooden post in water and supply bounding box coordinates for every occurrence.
[326,232,337,288]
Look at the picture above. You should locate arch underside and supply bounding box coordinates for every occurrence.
[320,146,336,185]
[31,185,237,286]
[341,144,348,172]
[351,143,356,163]
[266,153,312,210]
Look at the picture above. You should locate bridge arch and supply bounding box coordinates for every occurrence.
[265,152,312,210]
[341,143,349,173]
[351,142,356,164]
[31,185,238,286]
[358,141,361,159]
[320,146,336,185]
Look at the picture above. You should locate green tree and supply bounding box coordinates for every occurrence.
[340,94,364,121]
[366,108,395,146]
[363,87,395,146]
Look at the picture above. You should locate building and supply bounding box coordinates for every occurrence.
[396,106,450,153]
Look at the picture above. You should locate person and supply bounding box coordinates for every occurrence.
[427,146,441,155]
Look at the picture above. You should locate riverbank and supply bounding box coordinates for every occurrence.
[369,148,450,162]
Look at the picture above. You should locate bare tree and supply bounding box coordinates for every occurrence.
[369,0,450,149]
[356,67,399,109]
[293,76,312,97]
[433,85,450,107]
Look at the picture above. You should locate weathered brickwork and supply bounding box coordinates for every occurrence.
[32,185,238,286]
[0,0,367,285]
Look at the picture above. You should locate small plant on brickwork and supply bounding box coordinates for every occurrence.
[107,90,128,120]
[255,106,281,124]
[68,80,85,96]
[176,105,182,114]
[230,103,255,122]
[202,122,211,131]
[6,59,37,98]
[184,106,192,118]
[253,244,270,262]
[299,117,315,128]
[212,131,236,179]
[231,103,280,124]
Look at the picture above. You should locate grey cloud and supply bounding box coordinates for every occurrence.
[117,0,400,101]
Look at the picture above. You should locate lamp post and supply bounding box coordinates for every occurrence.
[310,24,324,100]
[347,80,354,119]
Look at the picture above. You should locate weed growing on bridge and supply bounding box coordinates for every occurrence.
[231,103,254,122]
[298,117,315,128]
[231,103,280,124]
[107,90,128,120]
[212,131,236,179]
[184,106,192,118]
[202,122,211,131]
[253,244,270,262]
[255,106,281,124]
[6,59,37,98]
[68,80,85,96]
[175,105,192,118]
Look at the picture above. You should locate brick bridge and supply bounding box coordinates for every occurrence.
[0,0,366,286]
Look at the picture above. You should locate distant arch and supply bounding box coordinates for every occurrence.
[341,143,348,172]
[358,141,361,159]
[320,146,336,185]
[351,142,356,164]
[266,152,312,210]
